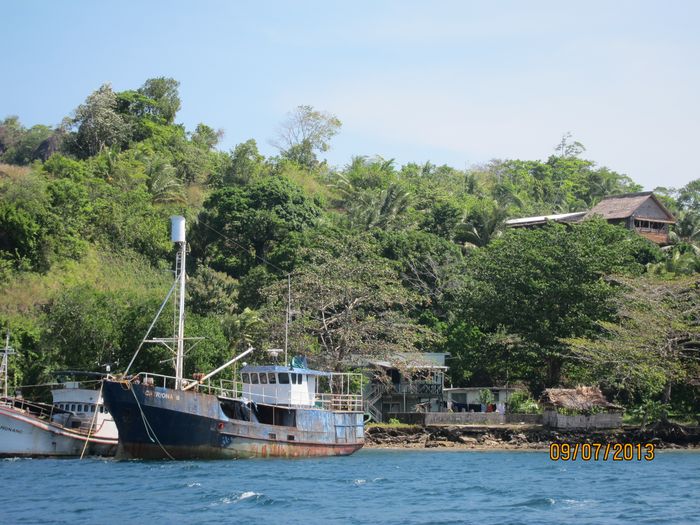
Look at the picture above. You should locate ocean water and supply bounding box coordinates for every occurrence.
[1,449,698,525]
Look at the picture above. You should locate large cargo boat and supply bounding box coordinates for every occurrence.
[102,216,364,459]
[0,336,118,457]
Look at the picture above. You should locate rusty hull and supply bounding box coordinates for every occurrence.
[102,380,364,460]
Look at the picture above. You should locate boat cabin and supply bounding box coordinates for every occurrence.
[49,381,117,438]
[240,365,330,407]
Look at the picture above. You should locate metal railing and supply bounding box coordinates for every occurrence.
[1,396,107,436]
[130,372,364,412]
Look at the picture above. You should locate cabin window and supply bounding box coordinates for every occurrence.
[260,373,268,384]
[99,406,103,413]
[242,373,250,383]
[251,373,259,384]
[268,373,276,384]
[90,405,95,412]
[71,404,76,412]
[278,373,289,384]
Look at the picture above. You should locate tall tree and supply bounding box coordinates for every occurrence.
[567,276,700,406]
[137,77,181,125]
[260,234,426,371]
[192,177,322,276]
[464,220,649,388]
[72,83,129,157]
[272,105,341,168]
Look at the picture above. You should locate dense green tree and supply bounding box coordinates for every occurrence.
[0,117,53,165]
[464,220,650,389]
[568,276,700,409]
[192,177,322,276]
[137,77,181,125]
[221,139,266,185]
[187,266,238,315]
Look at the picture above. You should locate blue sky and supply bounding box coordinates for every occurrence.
[2,1,699,189]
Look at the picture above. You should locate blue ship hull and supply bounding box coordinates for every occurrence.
[102,380,364,459]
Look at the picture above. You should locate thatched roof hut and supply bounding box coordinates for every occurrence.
[540,386,621,413]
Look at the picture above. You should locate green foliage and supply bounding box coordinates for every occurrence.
[567,276,700,405]
[192,177,322,276]
[188,266,238,315]
[274,105,342,168]
[478,388,495,405]
[259,232,428,371]
[629,400,670,429]
[0,116,54,165]
[71,83,130,158]
[2,79,698,415]
[506,391,540,414]
[464,220,647,388]
[137,77,181,125]
[220,139,266,186]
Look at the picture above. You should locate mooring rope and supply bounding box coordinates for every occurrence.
[79,381,104,460]
[129,384,175,460]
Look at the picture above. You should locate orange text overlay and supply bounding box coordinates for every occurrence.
[549,443,655,461]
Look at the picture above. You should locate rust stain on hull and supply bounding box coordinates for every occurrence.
[104,381,364,460]
[119,439,363,460]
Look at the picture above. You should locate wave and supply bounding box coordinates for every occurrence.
[507,497,556,508]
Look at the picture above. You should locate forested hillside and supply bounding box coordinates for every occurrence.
[1,78,699,417]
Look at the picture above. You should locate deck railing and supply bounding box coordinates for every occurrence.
[130,372,364,412]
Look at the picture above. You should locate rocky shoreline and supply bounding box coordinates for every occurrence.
[365,424,700,450]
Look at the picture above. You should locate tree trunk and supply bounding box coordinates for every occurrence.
[546,356,562,387]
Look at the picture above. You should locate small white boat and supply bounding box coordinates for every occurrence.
[0,335,119,458]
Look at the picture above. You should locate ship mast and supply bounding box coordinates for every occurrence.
[171,216,187,390]
[1,330,15,398]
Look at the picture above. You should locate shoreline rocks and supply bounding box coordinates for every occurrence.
[364,424,700,450]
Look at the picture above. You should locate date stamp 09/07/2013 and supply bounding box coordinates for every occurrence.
[549,442,655,461]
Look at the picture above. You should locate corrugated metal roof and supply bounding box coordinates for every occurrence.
[505,211,587,227]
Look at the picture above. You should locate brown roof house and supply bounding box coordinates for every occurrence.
[585,192,676,245]
[506,192,676,245]
[540,386,623,430]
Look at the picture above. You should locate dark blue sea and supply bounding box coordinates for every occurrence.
[1,449,698,525]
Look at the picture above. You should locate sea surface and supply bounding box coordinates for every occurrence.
[1,449,698,525]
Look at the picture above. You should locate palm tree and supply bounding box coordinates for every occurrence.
[146,156,186,204]
[456,201,509,248]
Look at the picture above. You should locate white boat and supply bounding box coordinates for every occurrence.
[0,334,119,458]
